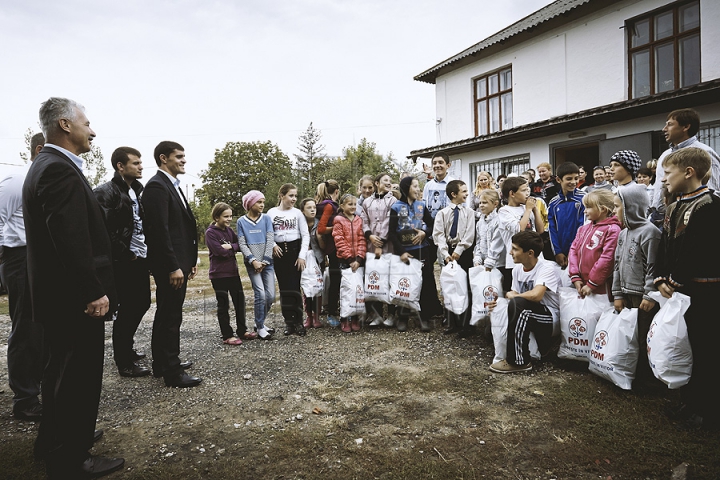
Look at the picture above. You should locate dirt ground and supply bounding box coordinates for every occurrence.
[1,256,719,479]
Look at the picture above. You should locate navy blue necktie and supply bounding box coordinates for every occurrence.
[449,206,459,238]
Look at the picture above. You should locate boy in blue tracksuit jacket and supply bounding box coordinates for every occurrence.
[548,162,585,268]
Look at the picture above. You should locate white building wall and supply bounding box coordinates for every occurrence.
[434,0,720,146]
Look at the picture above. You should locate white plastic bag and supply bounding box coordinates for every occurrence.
[490,298,541,364]
[301,251,324,299]
[558,288,610,362]
[389,256,422,311]
[321,267,330,308]
[588,308,639,390]
[364,253,391,304]
[440,261,468,315]
[646,292,692,389]
[469,266,503,326]
[340,267,365,318]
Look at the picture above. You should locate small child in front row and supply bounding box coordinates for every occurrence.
[488,231,560,374]
[206,202,256,345]
[332,194,367,333]
[653,148,720,430]
[433,180,475,337]
[299,197,324,329]
[473,189,502,268]
[611,184,661,392]
[568,189,621,299]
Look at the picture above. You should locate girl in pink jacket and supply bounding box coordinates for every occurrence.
[568,189,621,298]
[333,194,367,332]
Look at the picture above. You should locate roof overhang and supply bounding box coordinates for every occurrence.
[408,79,720,160]
[414,0,624,85]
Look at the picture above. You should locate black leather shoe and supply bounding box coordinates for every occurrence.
[93,429,104,443]
[79,455,125,479]
[118,363,151,378]
[14,403,42,421]
[295,323,306,336]
[132,350,146,360]
[283,324,296,336]
[164,372,202,388]
[180,360,193,370]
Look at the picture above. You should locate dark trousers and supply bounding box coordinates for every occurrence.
[152,272,187,377]
[366,301,395,317]
[326,255,341,316]
[679,283,720,423]
[112,257,150,368]
[211,275,247,339]
[624,294,661,388]
[506,297,554,366]
[274,240,304,326]
[37,313,104,476]
[0,246,44,410]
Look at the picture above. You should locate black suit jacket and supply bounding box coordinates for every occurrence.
[22,146,117,323]
[141,171,198,276]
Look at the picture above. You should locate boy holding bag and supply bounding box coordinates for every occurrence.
[654,147,720,430]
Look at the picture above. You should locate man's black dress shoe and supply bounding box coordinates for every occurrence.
[132,350,146,361]
[153,360,193,378]
[14,403,42,421]
[79,455,125,479]
[164,372,202,388]
[283,324,296,336]
[118,364,151,378]
[93,429,104,443]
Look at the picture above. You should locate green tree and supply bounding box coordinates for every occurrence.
[293,122,332,198]
[81,144,108,188]
[324,138,402,193]
[19,127,36,164]
[198,140,293,216]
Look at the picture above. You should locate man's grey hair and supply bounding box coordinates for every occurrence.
[39,97,84,138]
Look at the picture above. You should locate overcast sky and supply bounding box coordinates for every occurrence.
[0,0,550,184]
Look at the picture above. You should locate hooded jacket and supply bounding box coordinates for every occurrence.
[611,185,660,301]
[568,215,621,294]
[332,213,366,263]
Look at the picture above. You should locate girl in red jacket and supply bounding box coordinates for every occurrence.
[568,189,621,298]
[332,194,367,332]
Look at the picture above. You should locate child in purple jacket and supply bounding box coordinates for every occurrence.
[206,202,256,345]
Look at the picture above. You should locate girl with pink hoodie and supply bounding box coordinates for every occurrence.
[568,189,621,298]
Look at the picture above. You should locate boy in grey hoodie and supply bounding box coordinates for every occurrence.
[611,184,661,391]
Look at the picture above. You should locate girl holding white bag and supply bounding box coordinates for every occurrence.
[299,198,324,329]
[360,172,397,327]
[332,194,367,333]
[388,176,441,331]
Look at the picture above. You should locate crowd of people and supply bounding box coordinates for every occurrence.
[1,98,719,477]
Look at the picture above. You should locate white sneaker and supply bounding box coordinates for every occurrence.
[368,313,383,327]
[383,315,396,328]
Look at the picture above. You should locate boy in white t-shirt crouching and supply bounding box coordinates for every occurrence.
[488,231,559,374]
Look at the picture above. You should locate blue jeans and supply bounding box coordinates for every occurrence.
[245,263,275,329]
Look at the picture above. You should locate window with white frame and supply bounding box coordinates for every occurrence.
[470,154,530,187]
[474,66,513,136]
[627,0,700,99]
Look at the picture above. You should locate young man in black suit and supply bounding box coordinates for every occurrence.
[22,97,124,478]
[141,141,201,388]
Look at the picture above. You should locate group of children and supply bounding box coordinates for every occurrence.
[202,146,718,429]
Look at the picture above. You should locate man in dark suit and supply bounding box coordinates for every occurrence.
[22,97,124,478]
[141,141,201,388]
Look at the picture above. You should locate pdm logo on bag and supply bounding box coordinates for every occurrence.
[396,277,411,298]
[567,318,588,345]
[482,285,499,309]
[591,330,608,361]
[646,321,656,356]
[355,285,365,304]
[367,270,380,290]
